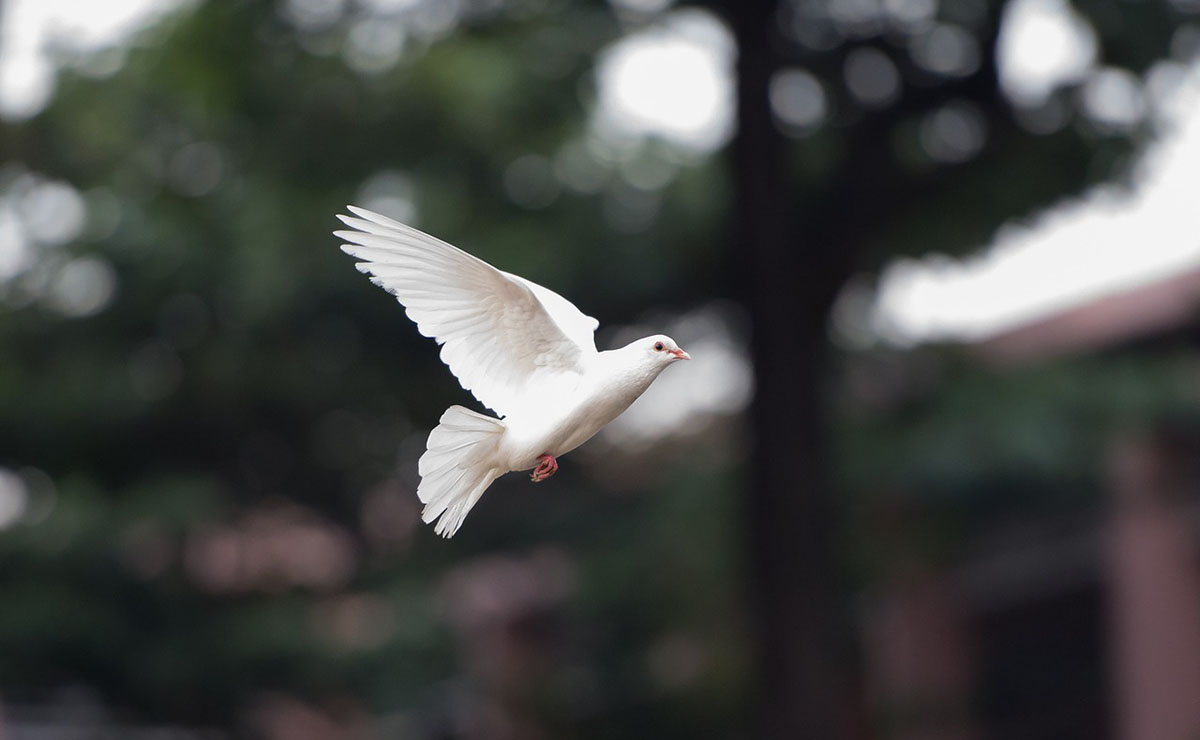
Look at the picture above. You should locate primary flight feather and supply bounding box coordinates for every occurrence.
[335,206,690,537]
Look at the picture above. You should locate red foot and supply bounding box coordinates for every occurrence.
[530,454,558,483]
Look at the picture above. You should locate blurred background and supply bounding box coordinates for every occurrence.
[1,0,1199,738]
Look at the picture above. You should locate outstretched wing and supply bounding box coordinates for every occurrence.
[335,206,599,418]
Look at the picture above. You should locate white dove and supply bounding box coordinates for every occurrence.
[335,206,690,537]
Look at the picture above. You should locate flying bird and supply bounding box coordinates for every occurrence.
[335,206,690,537]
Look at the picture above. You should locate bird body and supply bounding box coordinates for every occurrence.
[499,341,672,469]
[335,206,689,537]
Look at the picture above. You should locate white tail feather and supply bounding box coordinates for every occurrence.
[418,405,505,537]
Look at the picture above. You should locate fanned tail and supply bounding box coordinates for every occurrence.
[418,405,505,538]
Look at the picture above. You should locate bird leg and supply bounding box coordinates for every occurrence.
[530,454,558,482]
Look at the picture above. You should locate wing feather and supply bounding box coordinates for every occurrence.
[336,206,599,417]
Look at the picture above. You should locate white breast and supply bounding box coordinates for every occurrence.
[498,349,664,471]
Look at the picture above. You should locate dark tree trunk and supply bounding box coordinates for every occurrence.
[723,1,853,738]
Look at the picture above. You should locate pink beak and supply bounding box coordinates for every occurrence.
[669,348,691,360]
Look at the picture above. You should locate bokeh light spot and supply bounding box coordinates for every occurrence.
[998,0,1097,107]
[884,0,937,33]
[619,153,676,191]
[1080,67,1146,132]
[46,256,117,317]
[343,17,405,75]
[594,9,734,152]
[829,0,885,39]
[844,47,901,109]
[609,0,672,14]
[21,178,86,245]
[919,101,987,163]
[770,67,827,133]
[356,170,417,224]
[0,203,32,282]
[281,0,345,32]
[0,467,29,530]
[909,24,981,78]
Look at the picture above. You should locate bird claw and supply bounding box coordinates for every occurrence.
[530,454,558,482]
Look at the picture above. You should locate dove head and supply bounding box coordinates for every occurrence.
[642,334,690,363]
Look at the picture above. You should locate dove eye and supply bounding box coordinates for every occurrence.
[653,341,664,351]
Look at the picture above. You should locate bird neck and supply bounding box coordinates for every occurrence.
[598,343,666,390]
